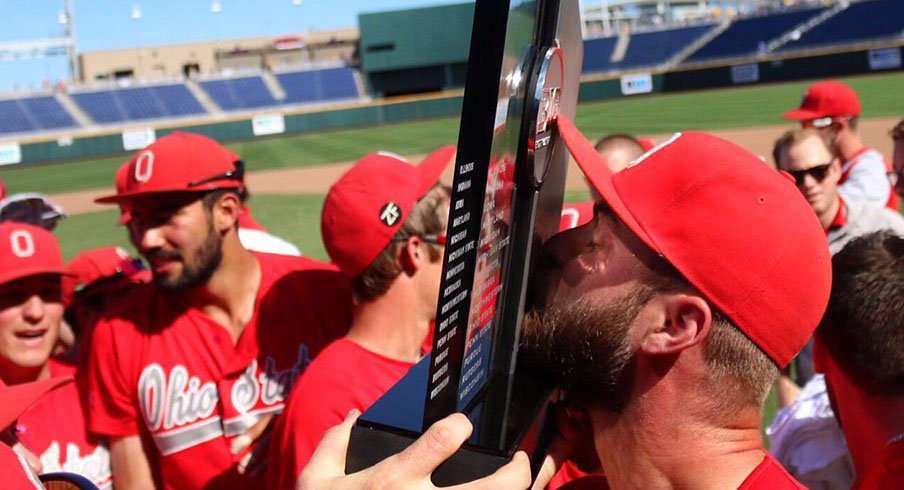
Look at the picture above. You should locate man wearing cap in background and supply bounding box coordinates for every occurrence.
[267,147,454,489]
[86,132,353,490]
[783,80,898,211]
[297,117,832,489]
[814,231,904,489]
[0,222,111,488]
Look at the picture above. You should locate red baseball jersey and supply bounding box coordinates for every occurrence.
[86,252,353,490]
[16,359,111,489]
[267,338,414,490]
[852,439,904,490]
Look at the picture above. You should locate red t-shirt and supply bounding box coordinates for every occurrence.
[86,252,352,490]
[558,452,803,490]
[852,440,904,490]
[0,444,43,490]
[267,338,414,490]
[16,359,111,488]
[559,201,595,232]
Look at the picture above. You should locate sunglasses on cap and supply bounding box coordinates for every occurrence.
[393,233,447,245]
[187,160,245,187]
[786,162,833,186]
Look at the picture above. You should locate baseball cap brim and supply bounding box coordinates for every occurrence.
[782,108,826,121]
[556,116,660,254]
[0,377,72,430]
[417,145,457,195]
[0,266,73,288]
[95,185,241,204]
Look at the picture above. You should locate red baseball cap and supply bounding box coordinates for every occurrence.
[62,246,148,306]
[322,146,455,277]
[783,80,861,121]
[0,376,72,431]
[95,132,243,204]
[557,116,831,368]
[0,222,70,287]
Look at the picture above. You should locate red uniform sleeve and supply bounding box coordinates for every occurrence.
[86,319,141,437]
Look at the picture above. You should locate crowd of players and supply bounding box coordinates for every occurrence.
[0,78,902,489]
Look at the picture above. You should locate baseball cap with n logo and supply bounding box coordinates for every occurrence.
[322,146,456,277]
[95,132,244,204]
[0,222,71,286]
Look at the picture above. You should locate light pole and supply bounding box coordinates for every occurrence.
[131,4,142,80]
[60,0,80,85]
[211,1,221,72]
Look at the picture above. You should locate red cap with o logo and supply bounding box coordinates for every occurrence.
[783,80,861,121]
[0,222,70,286]
[557,116,831,368]
[95,132,243,204]
[322,146,455,277]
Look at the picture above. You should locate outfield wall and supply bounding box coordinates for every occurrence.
[2,44,901,167]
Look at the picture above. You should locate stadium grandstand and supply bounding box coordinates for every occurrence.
[0,0,901,145]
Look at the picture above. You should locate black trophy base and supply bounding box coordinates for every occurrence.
[346,424,510,486]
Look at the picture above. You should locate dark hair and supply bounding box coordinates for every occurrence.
[891,119,904,141]
[353,185,451,301]
[816,231,904,396]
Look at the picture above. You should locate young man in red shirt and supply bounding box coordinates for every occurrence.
[814,231,904,490]
[267,147,454,489]
[87,132,353,490]
[0,222,112,488]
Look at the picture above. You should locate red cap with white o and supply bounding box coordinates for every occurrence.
[0,222,70,286]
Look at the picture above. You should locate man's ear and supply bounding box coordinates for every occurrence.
[638,294,712,355]
[212,192,241,232]
[398,236,424,276]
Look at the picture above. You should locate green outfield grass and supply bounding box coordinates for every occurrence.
[3,71,903,196]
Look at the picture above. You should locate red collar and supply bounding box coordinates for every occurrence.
[826,196,846,234]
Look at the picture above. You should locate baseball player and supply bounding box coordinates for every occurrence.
[86,132,353,490]
[814,231,904,489]
[559,133,646,231]
[267,147,454,489]
[783,80,898,211]
[0,222,112,488]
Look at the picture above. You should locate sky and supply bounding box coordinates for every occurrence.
[0,0,461,92]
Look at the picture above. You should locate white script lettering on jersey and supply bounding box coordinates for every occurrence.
[40,442,112,489]
[138,364,218,432]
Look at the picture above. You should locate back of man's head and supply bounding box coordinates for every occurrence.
[593,134,645,173]
[817,231,904,396]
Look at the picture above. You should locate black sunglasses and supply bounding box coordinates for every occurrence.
[786,162,833,186]
[188,160,245,187]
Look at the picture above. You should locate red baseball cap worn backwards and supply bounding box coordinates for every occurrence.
[95,131,244,204]
[557,115,831,368]
[783,80,861,121]
[322,146,456,277]
[62,246,148,306]
[0,222,71,287]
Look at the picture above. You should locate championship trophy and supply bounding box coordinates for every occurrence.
[346,0,583,484]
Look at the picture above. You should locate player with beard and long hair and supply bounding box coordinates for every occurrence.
[87,132,353,490]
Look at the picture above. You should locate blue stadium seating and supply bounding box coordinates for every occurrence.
[685,7,825,63]
[71,84,205,124]
[582,25,715,73]
[779,0,904,52]
[582,36,619,73]
[200,76,278,110]
[0,96,77,135]
[276,67,359,105]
